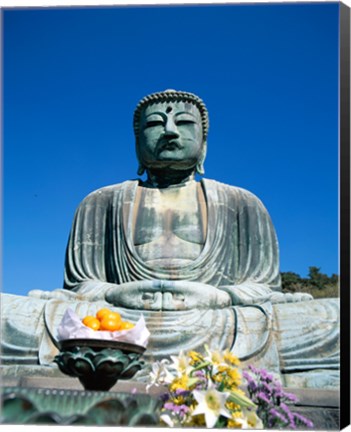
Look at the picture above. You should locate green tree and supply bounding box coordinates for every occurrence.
[281,272,303,292]
[308,266,329,290]
[281,267,339,298]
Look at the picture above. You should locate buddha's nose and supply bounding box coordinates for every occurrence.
[164,118,179,137]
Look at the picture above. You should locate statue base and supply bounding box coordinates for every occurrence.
[1,367,340,429]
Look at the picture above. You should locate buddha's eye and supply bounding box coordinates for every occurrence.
[145,120,164,128]
[176,119,196,126]
[175,114,197,126]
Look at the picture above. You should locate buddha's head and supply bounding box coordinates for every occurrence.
[133,90,209,176]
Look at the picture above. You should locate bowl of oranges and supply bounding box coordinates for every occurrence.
[81,308,136,332]
[54,308,149,391]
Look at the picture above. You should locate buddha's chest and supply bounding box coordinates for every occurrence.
[132,183,207,266]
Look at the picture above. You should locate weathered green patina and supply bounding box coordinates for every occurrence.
[1,387,162,425]
[1,90,339,389]
[54,339,145,391]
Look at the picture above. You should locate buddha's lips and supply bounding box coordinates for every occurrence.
[158,140,182,151]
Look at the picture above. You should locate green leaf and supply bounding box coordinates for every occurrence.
[228,390,256,408]
[189,361,211,375]
[187,377,200,387]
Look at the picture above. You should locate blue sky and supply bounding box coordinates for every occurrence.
[3,3,339,296]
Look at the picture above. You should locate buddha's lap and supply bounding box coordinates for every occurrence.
[1,293,339,361]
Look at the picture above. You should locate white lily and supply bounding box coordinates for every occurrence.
[170,350,193,376]
[146,359,175,391]
[203,345,228,375]
[192,379,231,428]
[204,345,224,363]
[245,409,264,429]
[160,413,175,427]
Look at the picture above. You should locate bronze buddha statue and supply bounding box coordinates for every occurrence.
[1,90,339,389]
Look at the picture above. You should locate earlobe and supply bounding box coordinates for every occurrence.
[137,164,145,176]
[196,162,205,176]
[196,141,207,175]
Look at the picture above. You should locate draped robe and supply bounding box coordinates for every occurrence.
[1,179,339,388]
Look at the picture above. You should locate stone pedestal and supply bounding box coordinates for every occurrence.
[285,387,340,430]
[1,368,340,429]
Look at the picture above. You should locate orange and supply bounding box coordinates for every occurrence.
[100,316,122,331]
[106,311,122,322]
[120,321,135,330]
[96,308,112,321]
[82,316,101,331]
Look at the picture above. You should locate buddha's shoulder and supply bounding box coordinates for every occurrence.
[79,180,138,205]
[203,178,264,205]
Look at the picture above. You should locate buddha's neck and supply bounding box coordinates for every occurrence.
[144,168,196,189]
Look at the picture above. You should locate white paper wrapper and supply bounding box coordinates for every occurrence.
[56,308,150,348]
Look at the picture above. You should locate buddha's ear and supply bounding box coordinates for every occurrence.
[135,139,146,176]
[196,140,207,176]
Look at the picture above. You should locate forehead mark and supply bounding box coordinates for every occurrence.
[166,106,172,113]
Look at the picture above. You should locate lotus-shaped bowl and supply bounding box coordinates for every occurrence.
[54,339,146,391]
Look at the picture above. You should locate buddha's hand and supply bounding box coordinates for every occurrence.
[105,280,232,311]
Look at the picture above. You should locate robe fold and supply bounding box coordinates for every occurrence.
[64,179,281,291]
[1,179,339,389]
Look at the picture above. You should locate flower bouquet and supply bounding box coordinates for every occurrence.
[147,346,314,429]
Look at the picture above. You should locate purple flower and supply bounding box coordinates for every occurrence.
[269,408,288,424]
[282,390,299,403]
[248,364,259,374]
[242,370,251,380]
[175,388,190,397]
[248,381,258,393]
[176,404,190,415]
[242,371,258,393]
[164,402,177,411]
[257,391,271,405]
[259,368,274,382]
[243,365,313,429]
[193,369,206,378]
[294,412,314,428]
[160,392,170,402]
[164,401,190,417]
[280,402,296,428]
[261,381,273,395]
[272,385,284,399]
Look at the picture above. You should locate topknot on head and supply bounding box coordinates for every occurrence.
[133,89,209,140]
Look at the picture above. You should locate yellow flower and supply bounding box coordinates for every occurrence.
[227,368,242,386]
[169,374,189,392]
[189,350,204,364]
[226,400,241,412]
[212,367,242,391]
[233,387,247,397]
[217,364,229,374]
[188,413,206,427]
[224,350,240,366]
[212,372,225,384]
[173,395,186,405]
[227,418,244,428]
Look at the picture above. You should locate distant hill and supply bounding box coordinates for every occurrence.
[281,266,339,298]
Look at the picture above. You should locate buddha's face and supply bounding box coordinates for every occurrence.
[137,101,204,171]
